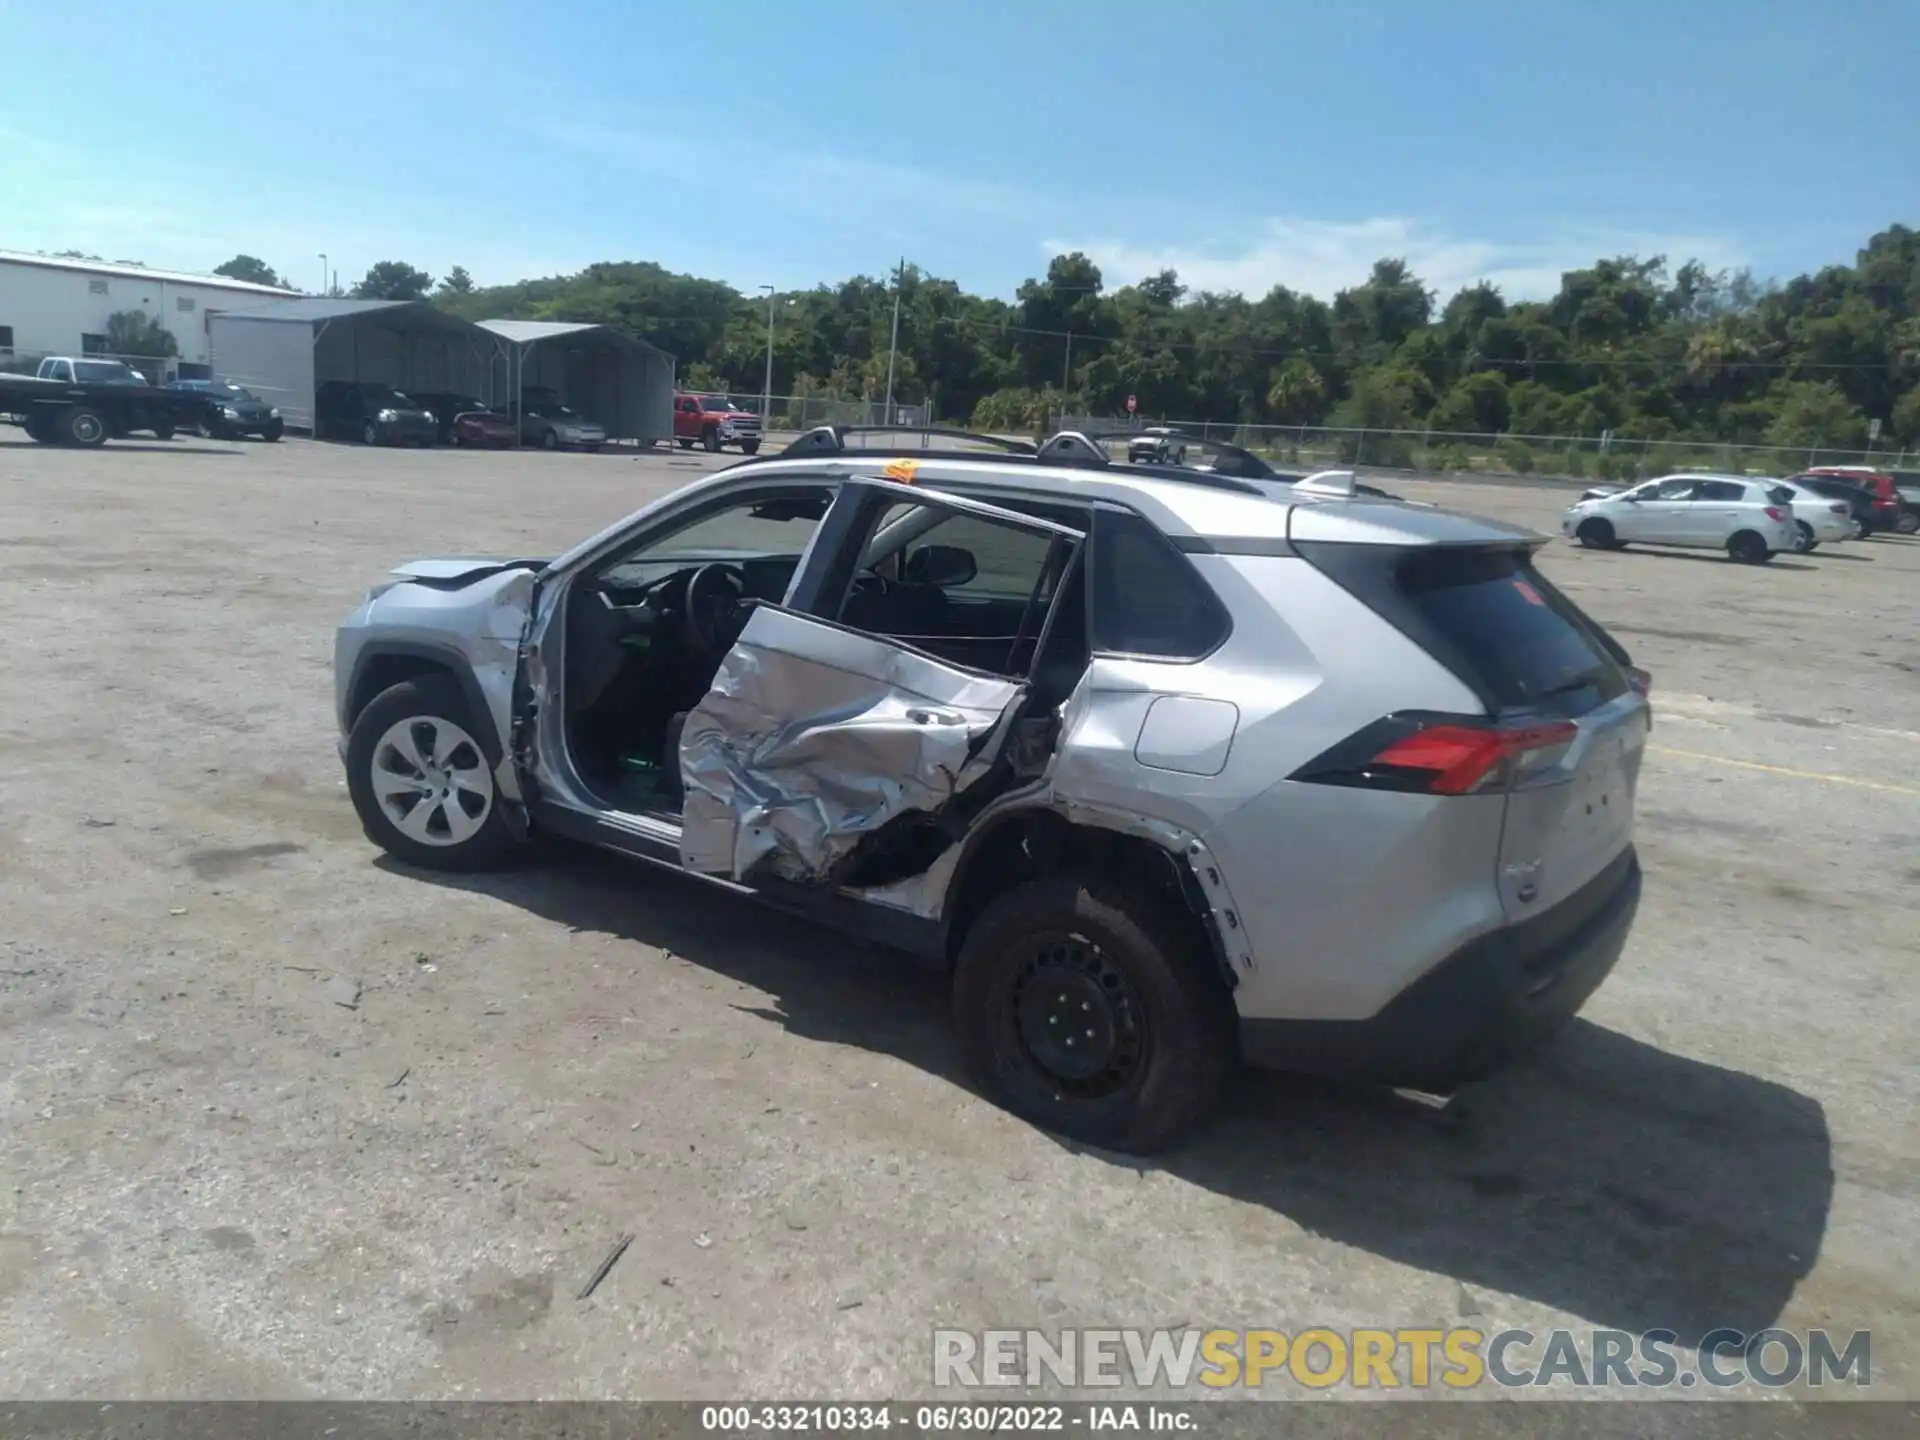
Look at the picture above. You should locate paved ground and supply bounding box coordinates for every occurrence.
[0,434,1915,1402]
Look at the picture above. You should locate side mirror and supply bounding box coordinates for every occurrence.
[904,544,978,588]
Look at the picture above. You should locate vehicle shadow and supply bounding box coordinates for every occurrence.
[1603,548,1818,573]
[0,439,241,456]
[389,845,1831,1346]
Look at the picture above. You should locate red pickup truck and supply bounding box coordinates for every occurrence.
[673,392,762,454]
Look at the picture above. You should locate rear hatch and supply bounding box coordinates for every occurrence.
[1294,523,1648,922]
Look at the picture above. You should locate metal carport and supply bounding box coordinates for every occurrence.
[207,299,503,433]
[479,319,675,446]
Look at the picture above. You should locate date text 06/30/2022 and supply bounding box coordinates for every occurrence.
[700,1405,1193,1432]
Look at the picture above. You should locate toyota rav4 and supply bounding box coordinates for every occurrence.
[333,427,1649,1151]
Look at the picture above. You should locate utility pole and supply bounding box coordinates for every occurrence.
[758,284,776,427]
[318,253,328,297]
[882,257,903,425]
[1062,329,1073,397]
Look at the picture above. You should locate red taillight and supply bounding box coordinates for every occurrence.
[1295,716,1579,796]
[1830,503,1848,514]
[1764,505,1786,521]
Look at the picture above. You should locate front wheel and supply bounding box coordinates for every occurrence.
[153,423,175,441]
[702,427,721,453]
[951,874,1234,1154]
[262,421,283,442]
[542,428,559,450]
[344,676,521,871]
[362,420,380,446]
[676,437,694,449]
[1575,517,1618,550]
[64,407,108,447]
[1728,531,1772,564]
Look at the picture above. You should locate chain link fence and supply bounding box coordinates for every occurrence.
[1049,415,1912,482]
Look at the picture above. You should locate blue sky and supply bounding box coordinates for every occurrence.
[3,0,1915,302]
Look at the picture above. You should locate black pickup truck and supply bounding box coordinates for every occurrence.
[0,358,219,446]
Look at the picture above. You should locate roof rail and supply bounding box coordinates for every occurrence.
[1063,426,1280,481]
[780,424,1038,457]
[1033,430,1111,467]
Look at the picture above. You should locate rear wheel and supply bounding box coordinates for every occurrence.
[345,676,521,872]
[1793,520,1815,553]
[64,407,108,447]
[1728,530,1772,564]
[153,423,175,441]
[263,420,283,442]
[1575,517,1618,550]
[1897,510,1920,536]
[739,439,761,455]
[952,874,1234,1154]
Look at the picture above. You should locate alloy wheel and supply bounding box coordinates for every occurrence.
[368,715,494,847]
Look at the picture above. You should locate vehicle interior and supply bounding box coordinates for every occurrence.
[559,485,1093,822]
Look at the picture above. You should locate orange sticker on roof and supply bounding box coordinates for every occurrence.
[882,458,919,483]
[1512,579,1545,606]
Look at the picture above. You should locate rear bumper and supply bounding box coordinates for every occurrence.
[1238,847,1641,1089]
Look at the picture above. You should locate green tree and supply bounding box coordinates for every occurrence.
[1266,358,1327,425]
[102,310,178,359]
[1427,372,1512,435]
[351,261,435,301]
[213,254,284,287]
[1762,380,1868,448]
[438,265,475,296]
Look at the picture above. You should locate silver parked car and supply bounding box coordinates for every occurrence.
[334,426,1650,1151]
[520,398,606,451]
[1562,474,1799,562]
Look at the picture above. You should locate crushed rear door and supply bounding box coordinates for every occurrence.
[678,478,1085,885]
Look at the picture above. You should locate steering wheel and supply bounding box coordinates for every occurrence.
[684,563,750,651]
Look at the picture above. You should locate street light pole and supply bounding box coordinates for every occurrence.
[318,253,328,297]
[759,284,776,428]
[882,257,903,426]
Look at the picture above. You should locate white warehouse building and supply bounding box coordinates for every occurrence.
[0,249,306,378]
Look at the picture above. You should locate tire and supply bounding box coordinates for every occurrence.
[22,414,49,442]
[153,423,175,441]
[64,407,108,447]
[263,421,283,442]
[1575,517,1617,550]
[739,439,761,455]
[676,437,694,449]
[344,676,521,872]
[1794,520,1815,553]
[951,874,1234,1154]
[1897,510,1920,536]
[702,427,721,453]
[542,428,559,450]
[1727,531,1771,564]
[362,420,380,446]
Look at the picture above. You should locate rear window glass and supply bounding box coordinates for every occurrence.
[1089,509,1230,659]
[1395,548,1628,713]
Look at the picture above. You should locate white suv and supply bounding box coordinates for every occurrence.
[1563,474,1798,563]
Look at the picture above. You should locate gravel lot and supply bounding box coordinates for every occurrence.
[1,434,1915,1402]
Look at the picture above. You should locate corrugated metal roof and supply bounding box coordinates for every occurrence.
[0,249,304,296]
[479,318,672,360]
[210,297,418,323]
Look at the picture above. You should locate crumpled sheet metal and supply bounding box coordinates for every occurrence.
[679,608,1021,883]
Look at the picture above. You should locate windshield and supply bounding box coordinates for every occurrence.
[537,403,580,419]
[700,395,742,412]
[74,361,143,385]
[380,391,417,407]
[209,383,257,401]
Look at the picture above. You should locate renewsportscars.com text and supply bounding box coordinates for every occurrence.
[933,1327,1872,1390]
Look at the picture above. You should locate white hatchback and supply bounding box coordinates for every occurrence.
[1563,474,1799,563]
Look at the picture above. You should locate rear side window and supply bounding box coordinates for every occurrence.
[1300,542,1629,716]
[1696,480,1747,501]
[1089,509,1230,659]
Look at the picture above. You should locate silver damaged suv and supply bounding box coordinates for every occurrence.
[334,427,1651,1152]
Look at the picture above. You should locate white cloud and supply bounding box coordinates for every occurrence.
[1048,217,1751,302]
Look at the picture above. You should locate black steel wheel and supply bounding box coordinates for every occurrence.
[953,874,1233,1153]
